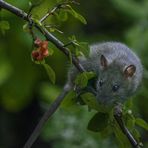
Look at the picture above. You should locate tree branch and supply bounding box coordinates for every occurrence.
[0,0,85,72]
[114,105,141,148]
[0,1,141,148]
[39,0,80,23]
[24,87,69,148]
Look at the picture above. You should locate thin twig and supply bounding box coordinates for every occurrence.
[63,41,75,47]
[0,1,141,148]
[114,105,141,148]
[39,0,80,23]
[39,6,58,23]
[24,87,69,148]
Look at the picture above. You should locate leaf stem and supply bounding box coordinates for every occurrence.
[39,6,58,23]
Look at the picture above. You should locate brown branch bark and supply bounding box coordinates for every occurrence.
[0,1,141,148]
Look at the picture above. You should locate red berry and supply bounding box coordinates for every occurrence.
[41,41,48,49]
[42,49,49,57]
[34,38,42,47]
[32,50,39,59]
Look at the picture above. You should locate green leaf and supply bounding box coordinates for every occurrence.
[69,35,77,42]
[75,72,96,88]
[81,92,109,112]
[87,112,109,132]
[100,125,113,138]
[0,21,10,34]
[48,48,54,55]
[75,73,88,88]
[132,128,141,142]
[81,92,99,110]
[85,71,96,79]
[57,11,68,21]
[78,42,90,57]
[42,63,56,84]
[66,5,87,24]
[135,118,148,131]
[126,116,135,129]
[23,23,30,32]
[124,98,133,109]
[29,1,32,7]
[33,59,45,65]
[61,90,77,108]
[123,110,135,129]
[68,36,89,57]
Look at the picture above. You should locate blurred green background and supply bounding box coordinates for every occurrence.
[0,0,148,148]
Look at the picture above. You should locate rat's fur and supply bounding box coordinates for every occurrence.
[65,42,143,105]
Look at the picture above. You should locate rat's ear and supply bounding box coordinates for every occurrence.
[100,55,108,68]
[124,65,136,77]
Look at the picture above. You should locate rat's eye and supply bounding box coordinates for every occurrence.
[112,84,119,92]
[99,79,104,87]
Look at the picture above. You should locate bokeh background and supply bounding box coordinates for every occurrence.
[0,0,148,148]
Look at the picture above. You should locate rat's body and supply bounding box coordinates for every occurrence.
[65,42,143,105]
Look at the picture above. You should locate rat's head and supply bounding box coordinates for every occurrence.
[95,55,137,105]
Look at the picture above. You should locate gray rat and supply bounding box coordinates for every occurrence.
[65,42,143,105]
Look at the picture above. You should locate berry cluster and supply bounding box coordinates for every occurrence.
[32,38,49,61]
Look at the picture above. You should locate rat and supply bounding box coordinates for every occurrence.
[65,42,143,105]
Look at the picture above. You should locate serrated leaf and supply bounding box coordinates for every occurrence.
[42,63,56,84]
[81,92,108,112]
[75,72,96,88]
[75,73,88,88]
[0,21,10,34]
[135,118,148,131]
[66,5,87,24]
[61,90,77,108]
[87,112,109,132]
